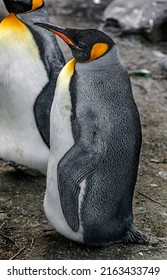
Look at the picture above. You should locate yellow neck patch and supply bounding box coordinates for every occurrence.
[56,59,76,115]
[89,43,109,61]
[0,13,26,32]
[58,58,76,85]
[0,13,40,60]
[30,0,43,12]
[66,58,76,75]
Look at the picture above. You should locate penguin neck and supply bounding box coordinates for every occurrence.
[75,45,120,70]
[18,4,49,25]
[0,13,26,33]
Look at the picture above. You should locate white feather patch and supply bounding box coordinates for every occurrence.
[0,16,49,174]
[45,60,84,242]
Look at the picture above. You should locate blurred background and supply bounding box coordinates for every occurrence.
[0,0,167,260]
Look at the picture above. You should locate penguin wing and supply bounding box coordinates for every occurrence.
[28,23,65,147]
[57,133,106,232]
[34,69,58,147]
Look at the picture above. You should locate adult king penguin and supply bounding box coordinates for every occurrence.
[0,0,65,175]
[36,22,148,246]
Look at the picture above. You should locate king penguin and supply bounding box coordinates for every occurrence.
[36,22,148,246]
[0,0,65,175]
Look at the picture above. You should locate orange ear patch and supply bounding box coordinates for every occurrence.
[90,43,109,61]
[30,0,43,12]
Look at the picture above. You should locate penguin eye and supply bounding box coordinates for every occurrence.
[77,42,87,49]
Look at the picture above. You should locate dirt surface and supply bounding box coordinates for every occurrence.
[0,6,167,259]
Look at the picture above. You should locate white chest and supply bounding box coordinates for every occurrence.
[45,59,84,242]
[50,65,74,164]
[0,18,49,174]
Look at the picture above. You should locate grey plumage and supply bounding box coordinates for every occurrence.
[58,47,145,246]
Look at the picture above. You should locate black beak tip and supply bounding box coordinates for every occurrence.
[34,22,51,32]
[34,22,43,27]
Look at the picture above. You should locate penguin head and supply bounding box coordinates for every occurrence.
[35,22,115,63]
[3,0,44,14]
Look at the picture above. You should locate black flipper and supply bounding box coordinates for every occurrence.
[57,133,106,232]
[34,70,57,147]
[26,23,65,148]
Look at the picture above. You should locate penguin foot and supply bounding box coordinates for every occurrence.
[3,160,16,168]
[14,165,43,176]
[123,225,149,245]
[3,161,27,172]
[3,161,42,176]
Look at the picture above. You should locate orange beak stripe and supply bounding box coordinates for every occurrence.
[52,30,74,46]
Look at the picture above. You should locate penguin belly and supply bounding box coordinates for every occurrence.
[0,14,49,174]
[44,59,84,243]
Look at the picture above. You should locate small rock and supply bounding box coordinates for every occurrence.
[158,171,167,179]
[93,0,101,4]
[150,184,158,187]
[139,252,144,256]
[102,0,167,42]
[161,58,167,72]
[150,158,161,163]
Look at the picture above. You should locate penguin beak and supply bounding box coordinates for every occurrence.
[35,22,91,62]
[35,22,77,47]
